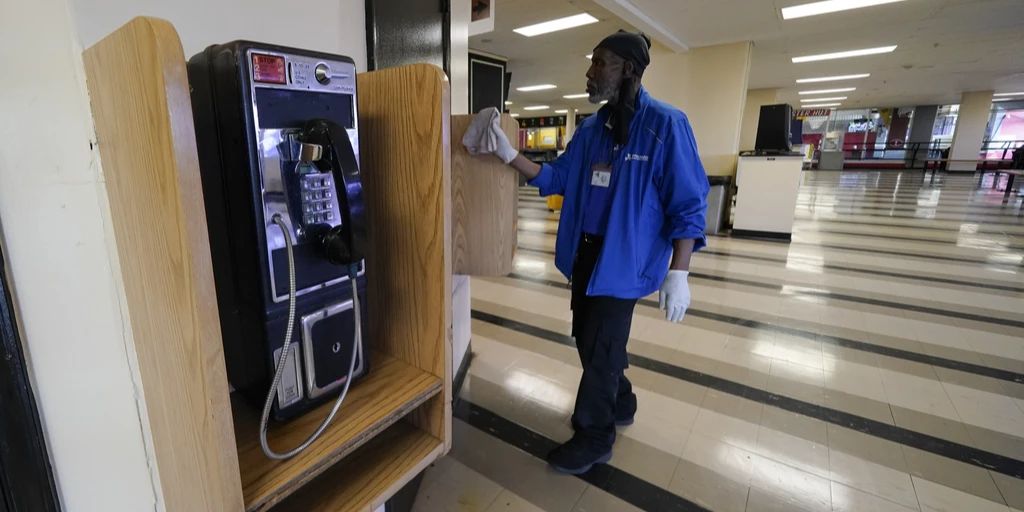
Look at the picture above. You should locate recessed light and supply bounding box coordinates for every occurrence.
[799,87,856,95]
[782,0,907,20]
[796,73,870,83]
[505,101,513,105]
[563,93,589,99]
[792,45,896,63]
[513,13,599,37]
[800,96,847,102]
[994,92,1024,97]
[511,113,520,117]
[523,105,550,111]
[555,109,569,114]
[517,84,557,92]
[802,102,842,107]
[586,54,593,59]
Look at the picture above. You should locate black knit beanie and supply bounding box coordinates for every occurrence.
[594,30,652,76]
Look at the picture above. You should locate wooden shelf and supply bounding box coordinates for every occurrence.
[271,421,443,512]
[233,352,442,512]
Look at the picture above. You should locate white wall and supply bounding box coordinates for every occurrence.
[451,0,473,375]
[740,88,779,153]
[949,90,994,171]
[0,1,161,510]
[644,41,753,176]
[1,1,370,510]
[73,0,368,71]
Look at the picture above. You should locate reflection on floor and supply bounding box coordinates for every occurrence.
[413,170,1024,512]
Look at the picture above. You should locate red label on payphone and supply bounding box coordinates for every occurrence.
[252,53,286,84]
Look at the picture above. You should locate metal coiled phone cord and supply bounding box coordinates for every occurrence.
[259,214,363,460]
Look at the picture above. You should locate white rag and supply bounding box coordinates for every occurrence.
[462,107,517,163]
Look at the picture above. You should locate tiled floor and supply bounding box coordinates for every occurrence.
[413,170,1024,512]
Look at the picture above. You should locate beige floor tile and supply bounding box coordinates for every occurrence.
[570,486,643,512]
[412,457,503,512]
[693,390,764,447]
[889,405,973,445]
[963,425,1024,461]
[484,489,547,512]
[913,476,1012,512]
[901,446,1005,504]
[755,424,830,479]
[608,435,681,489]
[669,456,752,512]
[824,389,896,425]
[830,481,920,512]
[745,485,830,512]
[681,431,757,483]
[828,429,918,509]
[990,471,1024,511]
[749,454,832,511]
[452,420,588,512]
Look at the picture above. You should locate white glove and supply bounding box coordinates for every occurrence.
[659,270,691,323]
[462,107,518,164]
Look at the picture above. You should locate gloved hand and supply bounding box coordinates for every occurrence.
[659,270,691,323]
[462,107,518,164]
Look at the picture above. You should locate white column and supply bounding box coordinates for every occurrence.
[948,90,994,171]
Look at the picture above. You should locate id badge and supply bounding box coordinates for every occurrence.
[591,164,612,188]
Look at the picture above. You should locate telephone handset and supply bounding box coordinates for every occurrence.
[300,119,367,268]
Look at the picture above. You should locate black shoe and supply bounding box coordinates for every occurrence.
[546,436,612,475]
[614,407,636,427]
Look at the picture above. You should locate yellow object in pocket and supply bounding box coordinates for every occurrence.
[546,194,564,211]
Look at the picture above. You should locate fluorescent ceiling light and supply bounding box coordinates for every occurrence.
[800,96,847,102]
[796,73,870,83]
[563,93,589,99]
[555,109,569,114]
[586,54,593,59]
[799,87,856,95]
[782,0,907,20]
[994,92,1024,97]
[505,101,513,105]
[523,105,549,111]
[599,100,608,104]
[513,13,599,37]
[511,113,520,117]
[801,102,842,107]
[993,98,1016,102]
[517,84,557,92]
[792,45,896,63]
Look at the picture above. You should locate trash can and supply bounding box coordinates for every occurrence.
[705,175,732,235]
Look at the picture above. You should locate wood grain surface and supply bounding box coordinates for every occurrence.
[356,65,453,451]
[451,114,519,276]
[234,353,442,511]
[82,16,244,511]
[270,422,443,512]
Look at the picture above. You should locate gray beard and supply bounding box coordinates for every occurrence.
[588,85,619,105]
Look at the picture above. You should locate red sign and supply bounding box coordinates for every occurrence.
[252,53,286,84]
[794,108,832,118]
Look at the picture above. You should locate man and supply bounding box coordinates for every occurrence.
[466,30,709,474]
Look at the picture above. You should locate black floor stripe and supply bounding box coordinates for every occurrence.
[794,218,1024,234]
[470,310,1024,481]
[510,242,1024,329]
[453,400,710,512]
[517,227,1024,269]
[515,241,1024,294]
[499,268,1024,385]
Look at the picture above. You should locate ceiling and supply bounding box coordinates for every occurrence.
[470,0,1024,117]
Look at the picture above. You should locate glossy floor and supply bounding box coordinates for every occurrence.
[413,170,1024,512]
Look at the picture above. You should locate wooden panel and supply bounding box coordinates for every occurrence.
[234,353,442,511]
[356,65,452,449]
[271,422,443,512]
[82,17,244,511]
[451,114,519,276]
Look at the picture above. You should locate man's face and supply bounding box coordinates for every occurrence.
[586,48,628,105]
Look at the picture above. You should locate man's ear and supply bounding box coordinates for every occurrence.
[623,61,636,79]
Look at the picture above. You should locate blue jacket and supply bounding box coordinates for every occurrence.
[529,87,709,299]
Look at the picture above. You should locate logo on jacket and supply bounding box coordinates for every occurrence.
[625,153,650,162]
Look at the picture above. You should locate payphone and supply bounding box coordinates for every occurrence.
[187,42,370,459]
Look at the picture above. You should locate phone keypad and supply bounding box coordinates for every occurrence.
[300,172,337,225]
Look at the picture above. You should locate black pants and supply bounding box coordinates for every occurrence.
[570,234,638,452]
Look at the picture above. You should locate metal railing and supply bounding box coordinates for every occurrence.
[818,139,1023,169]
